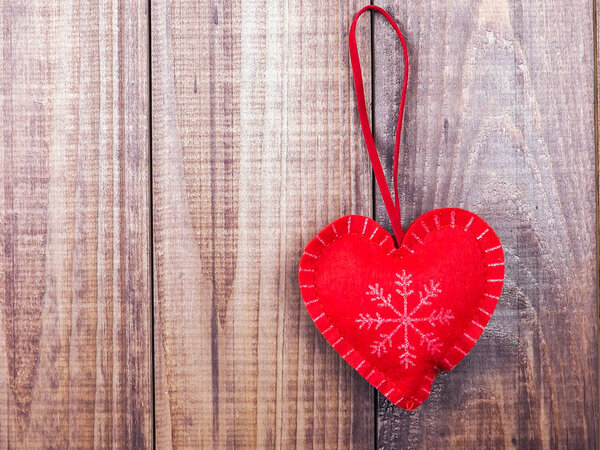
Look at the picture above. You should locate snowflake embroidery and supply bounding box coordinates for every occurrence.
[356,270,453,369]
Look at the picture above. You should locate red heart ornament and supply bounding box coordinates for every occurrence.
[298,208,504,410]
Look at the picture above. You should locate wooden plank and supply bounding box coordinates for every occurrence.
[151,1,374,447]
[374,0,597,447]
[0,0,152,447]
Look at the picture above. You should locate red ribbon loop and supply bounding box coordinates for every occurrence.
[349,5,409,245]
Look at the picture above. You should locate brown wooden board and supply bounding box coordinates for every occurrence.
[373,1,598,448]
[0,0,152,447]
[1,0,598,447]
[150,1,374,447]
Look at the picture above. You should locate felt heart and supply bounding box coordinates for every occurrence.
[298,208,504,410]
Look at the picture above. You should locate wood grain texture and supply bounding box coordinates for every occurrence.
[151,0,374,447]
[0,0,152,447]
[373,1,598,448]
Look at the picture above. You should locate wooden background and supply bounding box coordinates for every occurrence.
[0,0,597,449]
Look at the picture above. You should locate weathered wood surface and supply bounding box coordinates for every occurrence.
[0,0,152,448]
[1,0,598,447]
[151,1,374,448]
[373,0,598,448]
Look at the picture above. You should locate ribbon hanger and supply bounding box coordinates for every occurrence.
[349,5,409,245]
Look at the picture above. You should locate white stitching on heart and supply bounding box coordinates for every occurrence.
[464,216,474,231]
[331,223,339,237]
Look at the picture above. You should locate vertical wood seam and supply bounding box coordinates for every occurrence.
[147,0,156,446]
[368,2,379,449]
[594,0,600,447]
